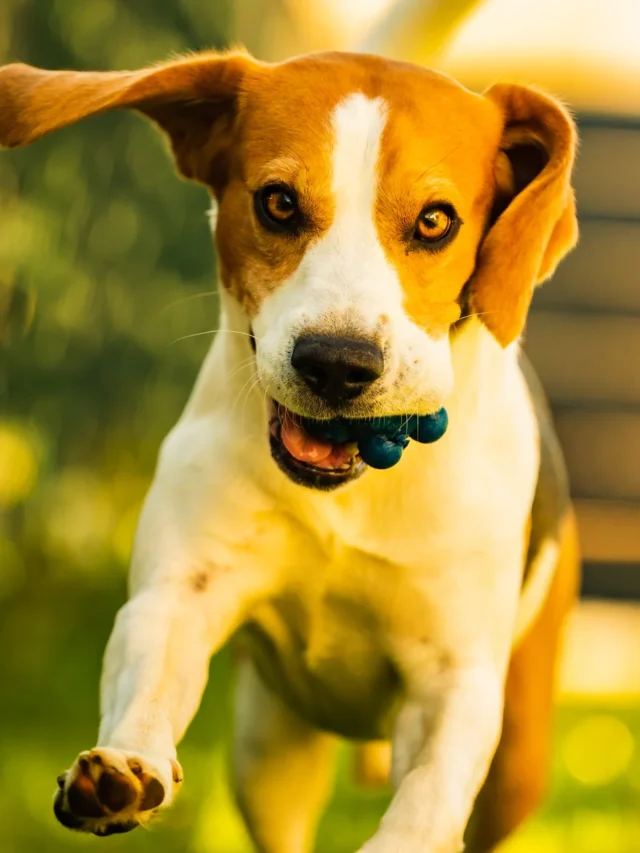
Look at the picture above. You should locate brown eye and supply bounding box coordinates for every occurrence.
[414,205,456,244]
[265,189,295,221]
[255,184,300,233]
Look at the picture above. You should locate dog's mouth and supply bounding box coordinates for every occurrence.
[268,400,366,490]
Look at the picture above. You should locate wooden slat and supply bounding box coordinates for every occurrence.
[524,312,640,406]
[574,499,640,562]
[524,118,640,592]
[553,411,640,500]
[533,220,640,313]
[574,126,640,217]
[581,564,640,601]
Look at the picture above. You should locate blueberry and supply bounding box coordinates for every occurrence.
[411,409,448,444]
[298,410,448,468]
[357,416,405,440]
[358,434,405,469]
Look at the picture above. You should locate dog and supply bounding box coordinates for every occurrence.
[0,49,580,852]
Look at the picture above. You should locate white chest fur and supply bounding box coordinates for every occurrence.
[149,310,539,737]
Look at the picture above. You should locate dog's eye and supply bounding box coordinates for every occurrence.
[255,184,300,233]
[413,204,457,245]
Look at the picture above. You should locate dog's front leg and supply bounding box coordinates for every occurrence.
[359,662,505,853]
[53,423,268,836]
[54,573,254,835]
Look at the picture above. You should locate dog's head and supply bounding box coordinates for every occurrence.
[0,51,577,489]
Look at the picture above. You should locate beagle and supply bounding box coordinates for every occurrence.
[0,50,580,853]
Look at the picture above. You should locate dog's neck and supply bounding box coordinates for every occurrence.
[449,313,521,421]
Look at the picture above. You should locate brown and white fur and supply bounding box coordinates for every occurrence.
[0,50,580,852]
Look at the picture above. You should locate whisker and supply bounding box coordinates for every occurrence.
[220,356,258,390]
[261,381,270,420]
[416,143,462,181]
[231,369,260,415]
[409,308,507,327]
[169,329,255,345]
[455,309,506,323]
[159,291,219,314]
[240,375,264,428]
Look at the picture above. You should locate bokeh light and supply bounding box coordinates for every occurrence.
[563,715,635,786]
[0,422,40,506]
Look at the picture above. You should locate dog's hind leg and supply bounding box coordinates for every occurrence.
[465,509,579,852]
[232,658,338,853]
[353,741,391,788]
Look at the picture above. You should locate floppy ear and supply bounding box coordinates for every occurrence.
[470,83,578,346]
[0,51,258,185]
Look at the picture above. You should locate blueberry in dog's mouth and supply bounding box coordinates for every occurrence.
[269,401,365,490]
[268,400,449,490]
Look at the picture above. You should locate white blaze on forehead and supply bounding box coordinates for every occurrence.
[305,92,401,314]
[252,93,395,329]
[252,91,454,415]
[331,94,387,224]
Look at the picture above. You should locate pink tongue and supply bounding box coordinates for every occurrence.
[280,411,355,469]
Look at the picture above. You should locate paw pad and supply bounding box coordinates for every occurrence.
[53,748,181,836]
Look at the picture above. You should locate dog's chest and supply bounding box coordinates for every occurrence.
[241,527,459,739]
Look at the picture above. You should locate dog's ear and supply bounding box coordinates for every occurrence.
[470,83,578,346]
[0,51,258,186]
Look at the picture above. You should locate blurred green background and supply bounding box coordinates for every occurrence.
[1,2,639,852]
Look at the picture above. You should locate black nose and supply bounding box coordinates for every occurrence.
[291,335,384,406]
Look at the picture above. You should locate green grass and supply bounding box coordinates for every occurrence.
[1,568,639,853]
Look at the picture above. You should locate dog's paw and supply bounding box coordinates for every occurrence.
[53,747,183,836]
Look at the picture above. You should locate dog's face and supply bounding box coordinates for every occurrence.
[0,51,577,489]
[218,63,494,426]
[216,57,499,422]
